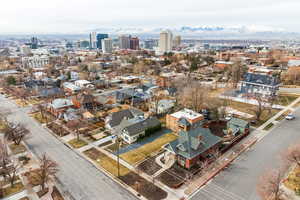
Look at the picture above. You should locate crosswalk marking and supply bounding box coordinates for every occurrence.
[190,181,247,200]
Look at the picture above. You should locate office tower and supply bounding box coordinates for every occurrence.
[173,35,181,48]
[119,35,130,49]
[96,34,109,49]
[129,37,140,50]
[159,30,173,53]
[31,37,38,49]
[144,39,156,49]
[101,38,113,53]
[89,32,97,49]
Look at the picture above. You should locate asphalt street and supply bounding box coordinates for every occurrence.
[0,95,138,200]
[190,108,300,200]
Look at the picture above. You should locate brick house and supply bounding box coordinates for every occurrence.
[47,98,74,118]
[72,93,100,111]
[166,109,204,132]
[164,122,222,169]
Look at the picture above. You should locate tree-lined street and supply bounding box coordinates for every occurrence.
[0,94,137,200]
[190,108,300,200]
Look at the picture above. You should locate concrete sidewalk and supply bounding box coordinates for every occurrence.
[185,97,300,197]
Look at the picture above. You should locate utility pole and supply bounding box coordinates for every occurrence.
[117,137,120,177]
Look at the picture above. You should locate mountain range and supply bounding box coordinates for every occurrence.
[91,26,300,39]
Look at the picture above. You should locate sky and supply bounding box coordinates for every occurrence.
[0,0,300,34]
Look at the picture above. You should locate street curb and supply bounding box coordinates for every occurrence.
[187,137,258,198]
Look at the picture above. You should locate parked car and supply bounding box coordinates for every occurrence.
[225,114,233,121]
[285,114,295,120]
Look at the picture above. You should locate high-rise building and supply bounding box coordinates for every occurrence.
[144,39,157,49]
[129,37,140,50]
[173,35,181,48]
[31,37,38,49]
[96,34,109,49]
[101,38,113,53]
[159,30,173,53]
[89,32,97,49]
[119,35,130,49]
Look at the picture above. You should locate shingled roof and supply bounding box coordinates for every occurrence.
[165,127,222,159]
[109,108,144,128]
[123,117,161,136]
[242,72,280,86]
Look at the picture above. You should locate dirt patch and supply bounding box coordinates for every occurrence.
[51,186,64,200]
[137,157,162,176]
[98,140,113,148]
[37,188,49,198]
[120,172,167,200]
[47,123,69,137]
[207,121,227,138]
[157,164,187,188]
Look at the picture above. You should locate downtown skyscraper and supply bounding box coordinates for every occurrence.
[159,30,173,53]
[89,32,97,49]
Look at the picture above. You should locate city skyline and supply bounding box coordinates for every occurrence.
[1,0,300,34]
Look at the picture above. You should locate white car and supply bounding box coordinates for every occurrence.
[285,114,295,120]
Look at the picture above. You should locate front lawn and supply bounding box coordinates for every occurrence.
[83,148,130,176]
[120,133,178,165]
[68,139,88,149]
[226,100,279,127]
[24,169,42,186]
[31,112,51,124]
[15,99,29,107]
[105,142,129,152]
[275,95,298,106]
[3,182,25,197]
[263,123,274,131]
[9,144,27,155]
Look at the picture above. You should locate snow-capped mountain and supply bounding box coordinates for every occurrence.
[91,25,300,39]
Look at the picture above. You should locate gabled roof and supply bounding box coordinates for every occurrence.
[165,127,222,159]
[109,108,143,128]
[38,87,63,97]
[228,118,249,128]
[123,117,161,136]
[50,98,73,109]
[79,94,95,104]
[242,72,280,86]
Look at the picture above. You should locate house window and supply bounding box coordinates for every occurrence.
[124,135,129,141]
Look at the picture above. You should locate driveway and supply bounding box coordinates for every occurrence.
[0,95,137,200]
[190,108,300,200]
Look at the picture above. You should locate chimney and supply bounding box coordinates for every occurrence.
[198,135,203,141]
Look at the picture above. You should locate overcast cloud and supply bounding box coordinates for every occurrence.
[0,0,299,33]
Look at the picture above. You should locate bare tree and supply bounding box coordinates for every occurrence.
[4,123,30,145]
[284,143,300,167]
[207,97,227,122]
[6,163,20,188]
[249,95,267,122]
[210,148,222,166]
[66,119,84,141]
[229,61,247,88]
[257,168,286,200]
[0,140,10,180]
[267,96,277,115]
[35,153,59,191]
[179,81,210,112]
